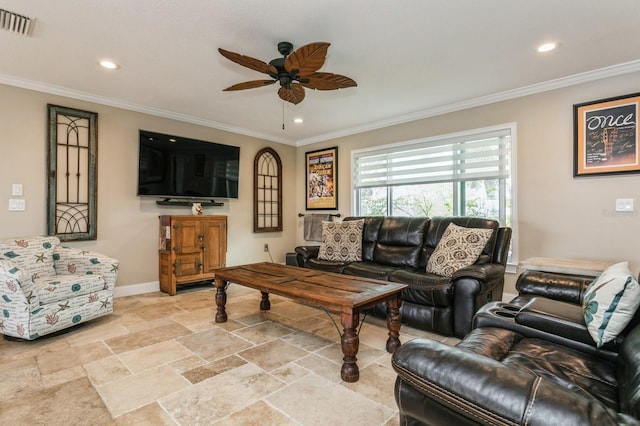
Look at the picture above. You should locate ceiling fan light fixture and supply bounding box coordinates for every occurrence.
[219,41,356,105]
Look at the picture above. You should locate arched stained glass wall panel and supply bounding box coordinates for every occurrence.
[254,148,282,233]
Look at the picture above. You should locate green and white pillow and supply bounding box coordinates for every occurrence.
[583,261,640,348]
[318,220,364,262]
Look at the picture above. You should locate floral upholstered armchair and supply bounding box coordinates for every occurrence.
[0,236,119,340]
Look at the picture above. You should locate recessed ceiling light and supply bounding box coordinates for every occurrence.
[293,117,303,124]
[537,42,559,53]
[98,59,120,70]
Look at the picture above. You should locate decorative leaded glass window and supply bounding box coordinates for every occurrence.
[254,147,282,232]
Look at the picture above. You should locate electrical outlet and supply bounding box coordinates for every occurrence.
[263,243,269,252]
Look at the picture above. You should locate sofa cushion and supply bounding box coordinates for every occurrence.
[343,261,404,281]
[0,236,59,279]
[318,219,364,262]
[34,274,107,305]
[426,223,493,277]
[582,262,640,348]
[390,270,453,307]
[372,217,428,268]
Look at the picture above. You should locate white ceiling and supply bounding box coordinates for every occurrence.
[1,0,639,145]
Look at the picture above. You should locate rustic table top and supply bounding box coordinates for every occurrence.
[214,262,407,313]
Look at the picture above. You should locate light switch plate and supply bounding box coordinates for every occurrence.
[615,198,634,212]
[9,199,26,211]
[12,183,23,196]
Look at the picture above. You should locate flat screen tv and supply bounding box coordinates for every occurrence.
[137,130,240,200]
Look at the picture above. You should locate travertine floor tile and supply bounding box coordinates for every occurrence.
[181,354,247,384]
[84,355,131,385]
[268,374,394,425]
[232,320,294,344]
[118,340,193,373]
[239,339,309,371]
[0,377,112,425]
[176,327,253,361]
[114,402,178,425]
[160,363,284,424]
[215,400,297,425]
[105,322,192,354]
[96,364,190,417]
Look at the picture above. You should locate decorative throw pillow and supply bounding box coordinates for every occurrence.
[426,223,493,277]
[317,219,364,262]
[583,261,640,348]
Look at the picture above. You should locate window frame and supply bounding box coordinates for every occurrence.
[351,123,518,264]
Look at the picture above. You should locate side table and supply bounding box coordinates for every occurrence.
[518,257,615,277]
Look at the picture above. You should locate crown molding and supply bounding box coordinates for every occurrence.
[0,73,294,144]
[2,59,640,148]
[295,59,640,146]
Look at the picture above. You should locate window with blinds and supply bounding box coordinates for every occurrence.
[352,124,515,228]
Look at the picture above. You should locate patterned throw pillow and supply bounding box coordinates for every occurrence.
[318,220,364,262]
[426,223,493,277]
[583,261,640,348]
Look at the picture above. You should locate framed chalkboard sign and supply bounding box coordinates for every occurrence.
[574,92,640,177]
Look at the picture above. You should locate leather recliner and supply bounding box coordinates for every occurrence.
[391,270,640,425]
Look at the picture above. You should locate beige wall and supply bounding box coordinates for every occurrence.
[0,84,297,292]
[295,72,640,294]
[3,71,639,296]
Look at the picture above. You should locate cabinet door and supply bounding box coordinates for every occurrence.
[174,253,202,277]
[172,218,202,254]
[202,218,227,273]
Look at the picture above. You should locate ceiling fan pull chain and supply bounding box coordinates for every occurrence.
[282,100,285,130]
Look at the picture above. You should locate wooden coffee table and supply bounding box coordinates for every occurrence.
[213,262,407,382]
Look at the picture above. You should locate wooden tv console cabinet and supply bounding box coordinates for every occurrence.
[158,215,227,295]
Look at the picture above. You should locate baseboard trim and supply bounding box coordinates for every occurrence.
[114,281,160,298]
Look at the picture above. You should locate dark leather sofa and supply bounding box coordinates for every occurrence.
[294,216,512,337]
[392,270,640,425]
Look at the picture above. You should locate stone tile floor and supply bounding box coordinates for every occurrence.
[0,283,459,425]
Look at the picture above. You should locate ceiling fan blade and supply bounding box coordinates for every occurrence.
[285,42,330,75]
[278,84,305,105]
[299,72,357,90]
[223,80,276,91]
[218,48,278,75]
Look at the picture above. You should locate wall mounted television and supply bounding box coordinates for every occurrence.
[137,130,240,200]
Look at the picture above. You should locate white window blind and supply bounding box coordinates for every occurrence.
[353,128,511,189]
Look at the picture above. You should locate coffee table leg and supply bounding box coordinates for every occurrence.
[260,291,271,310]
[386,294,402,353]
[214,277,228,323]
[340,311,360,382]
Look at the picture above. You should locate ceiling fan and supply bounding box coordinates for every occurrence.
[218,41,357,105]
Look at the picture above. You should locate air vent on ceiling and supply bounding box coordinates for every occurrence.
[0,8,33,36]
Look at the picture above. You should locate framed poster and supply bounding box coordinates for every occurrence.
[305,146,338,210]
[574,92,640,177]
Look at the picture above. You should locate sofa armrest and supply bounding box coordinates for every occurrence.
[294,245,320,266]
[392,338,625,425]
[452,263,505,282]
[516,270,593,305]
[0,260,38,327]
[53,247,120,289]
